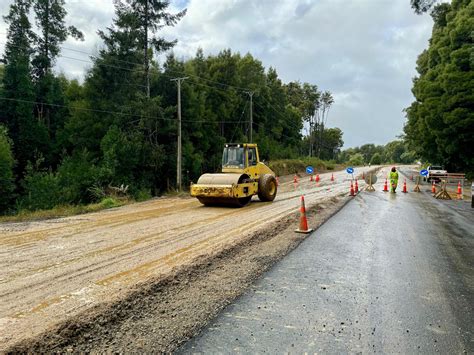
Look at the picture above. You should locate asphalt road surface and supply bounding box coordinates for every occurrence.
[181,171,474,353]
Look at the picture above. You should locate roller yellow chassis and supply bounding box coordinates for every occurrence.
[190,181,258,199]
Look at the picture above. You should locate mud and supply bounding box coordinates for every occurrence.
[1,167,377,351]
[7,196,350,353]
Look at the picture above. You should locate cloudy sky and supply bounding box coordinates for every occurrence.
[0,0,435,148]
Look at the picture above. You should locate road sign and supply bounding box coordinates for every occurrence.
[364,174,377,185]
[306,166,314,174]
[346,167,354,174]
[420,169,429,177]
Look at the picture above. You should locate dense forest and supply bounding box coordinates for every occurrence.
[2,0,471,215]
[0,0,346,213]
[405,0,473,175]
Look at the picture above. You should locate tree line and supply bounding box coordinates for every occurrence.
[0,0,344,214]
[405,0,473,176]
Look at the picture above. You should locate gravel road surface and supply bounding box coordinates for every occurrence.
[0,167,375,351]
[181,168,474,353]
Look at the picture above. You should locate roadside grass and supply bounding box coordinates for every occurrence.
[0,197,128,223]
[268,157,338,176]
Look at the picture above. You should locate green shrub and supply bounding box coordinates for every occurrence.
[268,158,328,176]
[370,153,382,165]
[57,150,100,204]
[134,188,152,202]
[0,126,15,213]
[348,153,364,166]
[20,167,62,211]
[100,197,120,209]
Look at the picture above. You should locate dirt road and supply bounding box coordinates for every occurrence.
[0,167,375,351]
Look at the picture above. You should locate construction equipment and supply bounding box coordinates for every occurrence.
[190,143,277,207]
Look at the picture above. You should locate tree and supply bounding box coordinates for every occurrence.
[1,0,49,176]
[125,0,186,97]
[370,153,382,165]
[0,125,15,212]
[348,153,364,166]
[405,0,474,174]
[31,0,83,143]
[411,0,438,14]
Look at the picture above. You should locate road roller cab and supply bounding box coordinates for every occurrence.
[190,143,277,207]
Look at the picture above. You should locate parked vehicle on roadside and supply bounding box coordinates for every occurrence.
[424,165,447,182]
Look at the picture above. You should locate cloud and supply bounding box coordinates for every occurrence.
[0,0,434,147]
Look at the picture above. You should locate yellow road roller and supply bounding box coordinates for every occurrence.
[190,143,277,207]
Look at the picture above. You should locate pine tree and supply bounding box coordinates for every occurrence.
[1,0,48,176]
[31,0,83,151]
[125,0,186,97]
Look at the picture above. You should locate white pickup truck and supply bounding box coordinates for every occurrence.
[425,165,447,182]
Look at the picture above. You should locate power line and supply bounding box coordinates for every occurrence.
[0,96,247,124]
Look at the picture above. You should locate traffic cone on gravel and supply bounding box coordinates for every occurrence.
[331,173,335,182]
[457,182,462,199]
[432,181,436,194]
[310,175,313,182]
[383,179,388,192]
[402,179,408,193]
[294,174,298,184]
[295,195,313,234]
[362,172,365,180]
[316,174,320,183]
[355,180,359,193]
[350,181,355,196]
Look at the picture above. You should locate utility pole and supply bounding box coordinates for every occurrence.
[247,91,254,142]
[171,77,188,191]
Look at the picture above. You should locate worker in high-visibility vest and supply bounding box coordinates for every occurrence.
[388,166,399,193]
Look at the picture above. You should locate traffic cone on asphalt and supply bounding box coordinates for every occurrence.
[402,179,408,193]
[457,182,462,199]
[316,174,320,183]
[331,173,335,182]
[355,180,359,193]
[432,181,436,194]
[295,195,313,234]
[383,179,388,192]
[350,181,355,196]
[310,175,313,182]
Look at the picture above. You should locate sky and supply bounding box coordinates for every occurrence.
[0,0,435,148]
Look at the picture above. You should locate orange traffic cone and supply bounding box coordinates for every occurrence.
[432,181,436,194]
[402,179,407,193]
[383,179,388,192]
[316,174,320,183]
[355,180,359,193]
[294,174,298,184]
[295,195,313,234]
[310,175,313,182]
[350,181,355,196]
[362,172,365,180]
[457,182,462,199]
[331,173,334,182]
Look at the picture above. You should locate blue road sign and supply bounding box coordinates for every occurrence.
[420,169,429,177]
[306,166,314,174]
[346,167,354,174]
